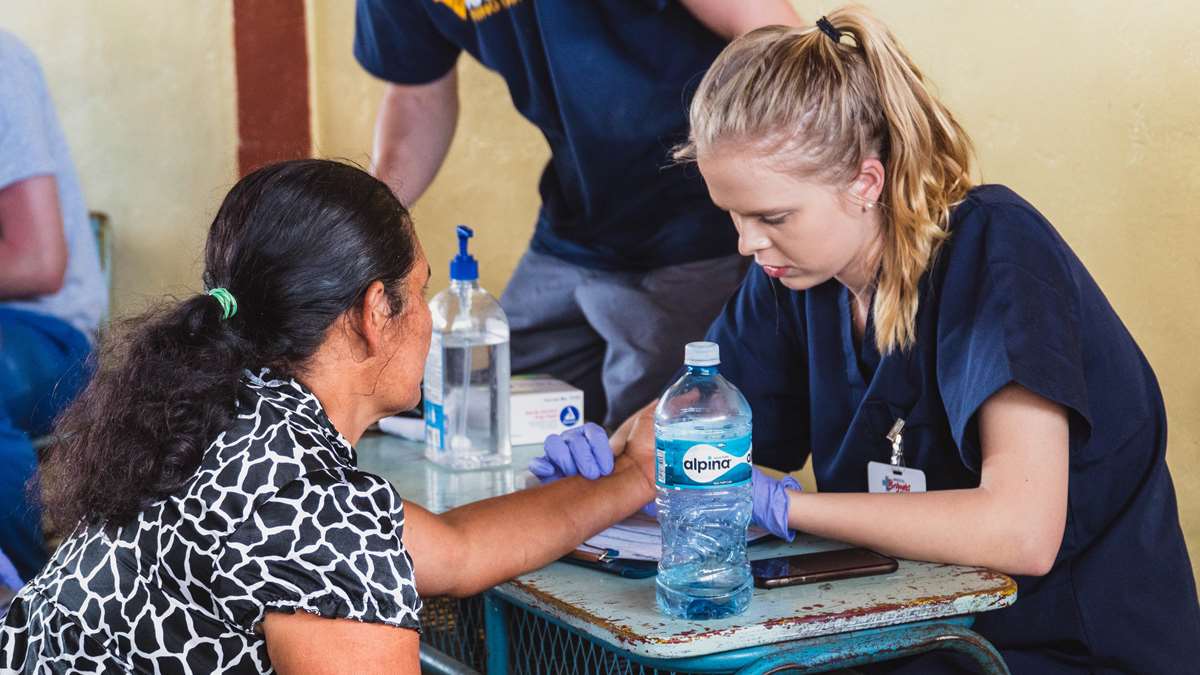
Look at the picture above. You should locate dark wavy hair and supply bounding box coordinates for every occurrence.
[39,159,419,532]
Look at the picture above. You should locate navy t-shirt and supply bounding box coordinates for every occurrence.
[707,185,1199,672]
[354,0,736,271]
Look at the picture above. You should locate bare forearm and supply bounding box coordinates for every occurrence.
[441,462,652,595]
[789,387,1069,578]
[787,487,1055,576]
[0,243,64,298]
[371,73,459,206]
[0,175,67,299]
[679,0,803,39]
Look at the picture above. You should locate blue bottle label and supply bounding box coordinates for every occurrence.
[424,401,445,451]
[656,435,752,489]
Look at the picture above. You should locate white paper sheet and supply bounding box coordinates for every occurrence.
[581,513,771,562]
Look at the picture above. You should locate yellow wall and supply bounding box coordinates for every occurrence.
[857,0,1200,579]
[311,0,1200,580]
[307,1,547,297]
[1,2,239,316]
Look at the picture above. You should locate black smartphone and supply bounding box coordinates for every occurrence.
[751,547,898,589]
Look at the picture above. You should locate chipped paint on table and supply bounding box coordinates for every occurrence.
[492,536,1014,660]
[356,434,1016,662]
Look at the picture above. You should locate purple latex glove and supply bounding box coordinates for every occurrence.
[752,468,801,542]
[530,427,800,537]
[529,424,662,515]
[644,469,800,540]
[529,423,614,482]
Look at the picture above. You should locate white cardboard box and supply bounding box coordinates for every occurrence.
[510,375,584,446]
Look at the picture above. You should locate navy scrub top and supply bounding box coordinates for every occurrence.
[354,0,736,272]
[707,185,1199,672]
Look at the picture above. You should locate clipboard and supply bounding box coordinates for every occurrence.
[562,514,774,578]
[564,544,659,578]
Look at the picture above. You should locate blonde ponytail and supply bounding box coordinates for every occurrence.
[678,5,975,353]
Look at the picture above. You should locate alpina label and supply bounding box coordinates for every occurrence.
[656,435,752,489]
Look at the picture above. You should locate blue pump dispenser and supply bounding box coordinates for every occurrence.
[450,225,479,281]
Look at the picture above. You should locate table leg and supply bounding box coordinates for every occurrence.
[483,592,511,675]
[734,622,1009,675]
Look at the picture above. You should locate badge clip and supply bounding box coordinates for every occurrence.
[886,418,906,467]
[868,417,926,493]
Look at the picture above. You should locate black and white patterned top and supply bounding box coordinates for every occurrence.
[1,370,422,673]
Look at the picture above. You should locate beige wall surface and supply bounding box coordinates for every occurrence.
[313,0,1200,580]
[308,1,547,297]
[855,0,1200,581]
[1,2,239,317]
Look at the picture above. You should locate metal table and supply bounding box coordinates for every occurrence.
[356,432,1015,674]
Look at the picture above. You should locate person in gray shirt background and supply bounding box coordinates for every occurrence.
[0,30,107,582]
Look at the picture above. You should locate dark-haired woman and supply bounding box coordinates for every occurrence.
[0,159,656,674]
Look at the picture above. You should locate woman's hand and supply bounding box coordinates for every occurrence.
[752,469,800,541]
[529,423,613,481]
[529,406,657,509]
[616,404,657,491]
[529,401,657,487]
[607,401,655,456]
[406,411,659,597]
[531,406,797,539]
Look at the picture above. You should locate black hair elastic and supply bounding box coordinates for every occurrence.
[816,16,842,44]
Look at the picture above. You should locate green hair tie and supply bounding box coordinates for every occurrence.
[206,287,238,320]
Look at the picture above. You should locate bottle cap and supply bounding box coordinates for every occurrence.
[684,341,719,367]
[450,225,479,281]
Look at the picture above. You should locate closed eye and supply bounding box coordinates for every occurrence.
[758,213,789,226]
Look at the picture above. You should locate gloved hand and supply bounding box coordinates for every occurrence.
[529,423,614,482]
[634,468,800,540]
[532,426,800,541]
[531,423,659,514]
[752,468,800,542]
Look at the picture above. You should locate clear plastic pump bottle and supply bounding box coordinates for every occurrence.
[424,225,511,469]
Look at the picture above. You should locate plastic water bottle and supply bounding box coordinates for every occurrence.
[655,341,753,619]
[424,226,511,470]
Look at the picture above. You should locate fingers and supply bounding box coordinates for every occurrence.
[610,400,655,455]
[564,427,601,480]
[528,456,557,480]
[539,423,618,482]
[582,423,614,475]
[628,406,655,447]
[543,433,578,477]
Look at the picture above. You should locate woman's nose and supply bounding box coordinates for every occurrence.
[737,221,770,257]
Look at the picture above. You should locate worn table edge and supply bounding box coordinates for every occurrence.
[492,566,1016,660]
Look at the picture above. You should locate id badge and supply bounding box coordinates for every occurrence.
[867,461,926,494]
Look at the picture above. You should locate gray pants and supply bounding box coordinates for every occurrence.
[500,250,748,429]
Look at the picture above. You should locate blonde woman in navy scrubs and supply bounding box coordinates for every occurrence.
[531,7,1200,672]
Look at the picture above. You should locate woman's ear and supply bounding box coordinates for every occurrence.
[357,280,394,356]
[851,158,886,206]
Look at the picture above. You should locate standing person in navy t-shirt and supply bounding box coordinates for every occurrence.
[531,8,1200,672]
[354,0,801,427]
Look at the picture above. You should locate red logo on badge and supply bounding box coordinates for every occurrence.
[883,477,911,493]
